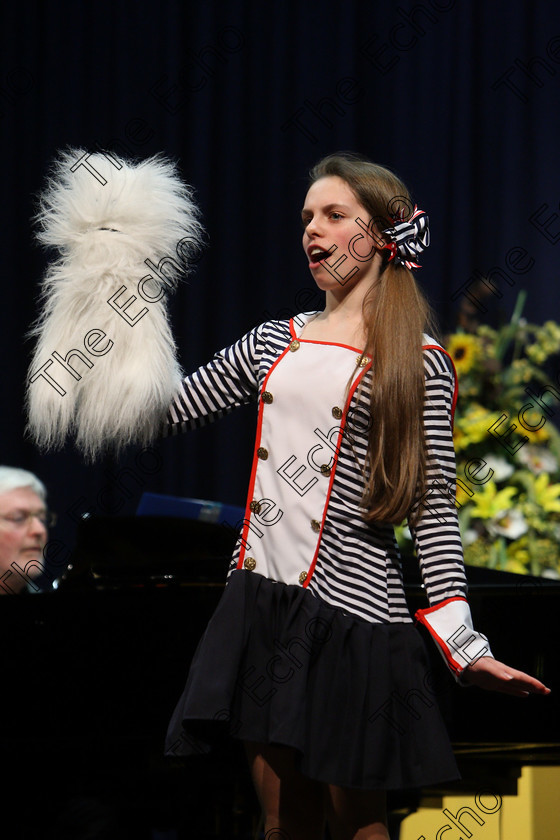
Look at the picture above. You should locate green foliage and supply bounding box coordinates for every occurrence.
[397,292,560,578]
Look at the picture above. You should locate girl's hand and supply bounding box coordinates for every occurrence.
[462,656,551,697]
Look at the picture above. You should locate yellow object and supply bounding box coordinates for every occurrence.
[398,765,560,840]
[446,333,481,376]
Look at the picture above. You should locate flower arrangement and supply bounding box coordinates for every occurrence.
[398,291,560,578]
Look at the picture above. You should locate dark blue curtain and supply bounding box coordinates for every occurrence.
[2,0,560,570]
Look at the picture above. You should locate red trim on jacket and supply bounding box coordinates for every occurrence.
[236,344,291,569]
[302,357,372,587]
[414,596,469,675]
[414,595,467,616]
[290,317,368,354]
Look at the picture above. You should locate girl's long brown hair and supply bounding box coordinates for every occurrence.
[308,153,438,524]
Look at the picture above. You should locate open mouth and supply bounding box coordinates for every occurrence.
[309,247,332,263]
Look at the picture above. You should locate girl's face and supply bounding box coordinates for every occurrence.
[301,176,382,293]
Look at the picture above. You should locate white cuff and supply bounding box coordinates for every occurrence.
[415,597,493,682]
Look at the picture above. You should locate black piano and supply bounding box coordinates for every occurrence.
[2,500,558,839]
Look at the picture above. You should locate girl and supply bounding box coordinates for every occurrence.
[165,153,549,840]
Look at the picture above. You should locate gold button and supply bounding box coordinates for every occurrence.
[299,571,308,585]
[356,355,369,367]
[320,464,331,476]
[257,447,269,460]
[262,391,273,404]
[289,340,301,352]
[244,557,256,571]
[311,519,321,532]
[332,406,343,420]
[249,500,261,514]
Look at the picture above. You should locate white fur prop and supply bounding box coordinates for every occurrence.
[26,148,204,460]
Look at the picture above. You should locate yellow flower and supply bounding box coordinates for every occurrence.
[533,473,560,513]
[468,481,518,519]
[446,333,481,376]
[526,344,547,365]
[455,405,501,449]
[523,424,551,444]
[543,320,560,343]
[504,557,528,574]
[506,539,530,567]
[510,397,551,443]
[510,359,533,385]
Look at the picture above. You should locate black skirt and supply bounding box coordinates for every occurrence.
[165,568,460,791]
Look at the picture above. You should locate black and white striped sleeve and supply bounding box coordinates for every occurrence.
[409,347,493,680]
[167,326,262,433]
[409,347,466,604]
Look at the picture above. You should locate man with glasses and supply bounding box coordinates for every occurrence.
[0,466,53,594]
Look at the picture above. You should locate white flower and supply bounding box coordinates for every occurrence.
[482,454,514,482]
[487,509,529,539]
[462,528,479,546]
[516,445,558,475]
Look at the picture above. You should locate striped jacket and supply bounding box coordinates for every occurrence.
[168,313,492,679]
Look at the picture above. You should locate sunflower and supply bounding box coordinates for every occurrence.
[446,333,481,376]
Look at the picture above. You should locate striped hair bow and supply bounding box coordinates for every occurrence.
[381,205,430,270]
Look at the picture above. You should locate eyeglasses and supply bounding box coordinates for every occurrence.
[0,511,57,528]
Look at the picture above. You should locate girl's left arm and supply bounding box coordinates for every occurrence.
[409,347,550,696]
